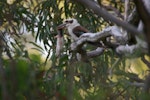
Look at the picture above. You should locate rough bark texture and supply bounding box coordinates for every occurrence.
[134,0,150,53]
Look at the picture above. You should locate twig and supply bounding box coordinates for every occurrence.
[108,58,121,78]
[141,55,150,69]
[127,8,138,23]
[124,0,130,21]
[128,82,145,87]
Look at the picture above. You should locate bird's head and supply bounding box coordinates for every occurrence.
[57,18,80,30]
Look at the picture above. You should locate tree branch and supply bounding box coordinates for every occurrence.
[70,25,147,58]
[71,0,144,38]
[71,30,110,51]
[134,0,150,53]
[71,26,125,51]
[128,82,145,87]
[87,47,104,58]
[124,0,130,21]
[141,56,150,69]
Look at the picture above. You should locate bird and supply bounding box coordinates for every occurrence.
[57,18,103,48]
[57,18,89,41]
[56,18,104,60]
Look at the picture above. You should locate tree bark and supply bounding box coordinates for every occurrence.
[134,0,150,53]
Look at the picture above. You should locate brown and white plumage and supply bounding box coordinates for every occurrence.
[72,26,89,37]
[55,18,89,56]
[63,18,103,47]
[63,18,90,41]
[55,18,103,56]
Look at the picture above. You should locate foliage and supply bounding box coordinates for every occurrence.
[0,0,149,100]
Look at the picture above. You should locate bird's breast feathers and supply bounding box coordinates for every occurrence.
[68,28,78,40]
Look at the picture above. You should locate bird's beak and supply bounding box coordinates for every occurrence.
[57,23,66,30]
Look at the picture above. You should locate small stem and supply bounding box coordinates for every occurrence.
[124,0,130,21]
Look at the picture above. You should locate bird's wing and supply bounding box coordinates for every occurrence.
[73,26,89,37]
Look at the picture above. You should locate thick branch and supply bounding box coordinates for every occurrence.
[71,25,147,57]
[71,0,144,38]
[116,44,138,55]
[76,47,104,61]
[134,0,150,53]
[87,47,104,58]
[71,26,127,51]
[71,31,109,51]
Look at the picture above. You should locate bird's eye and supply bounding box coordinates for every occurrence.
[65,20,69,23]
[65,20,73,24]
[69,20,73,23]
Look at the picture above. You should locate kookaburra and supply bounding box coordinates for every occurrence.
[56,18,90,57]
[57,18,89,41]
[56,18,103,57]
